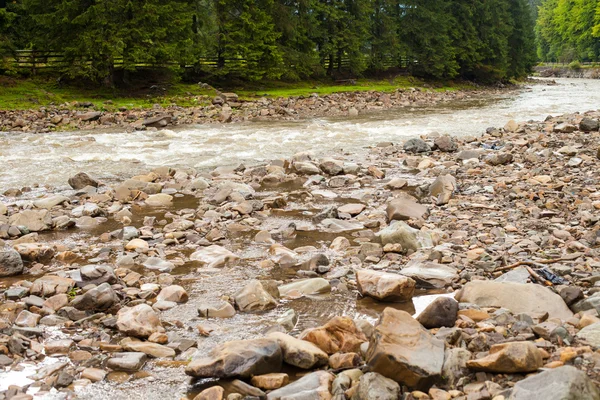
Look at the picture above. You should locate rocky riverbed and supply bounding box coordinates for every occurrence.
[0,87,507,134]
[2,110,600,400]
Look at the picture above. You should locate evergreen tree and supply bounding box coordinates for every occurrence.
[370,0,404,72]
[214,0,283,80]
[22,0,194,85]
[507,0,537,78]
[272,0,322,79]
[400,0,459,79]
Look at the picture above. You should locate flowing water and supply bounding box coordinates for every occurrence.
[1,77,600,399]
[1,78,600,191]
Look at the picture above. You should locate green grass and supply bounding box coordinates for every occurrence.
[0,77,216,111]
[0,75,475,111]
[232,76,474,99]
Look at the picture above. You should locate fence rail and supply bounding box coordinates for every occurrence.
[2,50,409,74]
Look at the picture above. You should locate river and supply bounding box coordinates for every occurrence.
[1,78,600,191]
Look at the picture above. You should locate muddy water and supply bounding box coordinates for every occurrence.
[1,78,600,191]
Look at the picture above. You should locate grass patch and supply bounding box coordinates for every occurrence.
[0,76,216,111]
[0,75,476,111]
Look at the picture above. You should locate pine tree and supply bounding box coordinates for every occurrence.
[507,0,537,78]
[22,0,194,85]
[214,0,284,80]
[400,0,459,79]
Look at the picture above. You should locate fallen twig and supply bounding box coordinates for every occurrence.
[494,258,567,273]
[525,265,552,286]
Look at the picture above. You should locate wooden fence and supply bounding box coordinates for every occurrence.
[2,49,409,75]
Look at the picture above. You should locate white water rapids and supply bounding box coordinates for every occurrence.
[1,78,599,190]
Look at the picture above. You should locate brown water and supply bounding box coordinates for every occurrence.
[2,78,600,192]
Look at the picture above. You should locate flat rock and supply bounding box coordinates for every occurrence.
[268,332,329,369]
[400,261,457,288]
[9,209,52,232]
[351,372,401,400]
[198,301,236,318]
[386,198,428,221]
[31,275,75,297]
[356,270,415,302]
[266,370,334,400]
[378,221,434,252]
[366,308,444,390]
[71,282,118,311]
[116,304,163,338]
[185,338,282,378]
[466,341,543,373]
[33,195,69,210]
[234,280,278,312]
[575,322,600,347]
[300,316,367,355]
[190,245,239,268]
[509,365,600,400]
[145,193,173,207]
[107,352,147,372]
[455,281,573,321]
[278,278,331,297]
[122,341,176,358]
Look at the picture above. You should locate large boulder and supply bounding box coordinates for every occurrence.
[356,270,415,302]
[366,308,445,390]
[9,210,53,232]
[116,304,164,338]
[68,172,99,190]
[234,280,278,312]
[466,341,543,373]
[378,222,435,252]
[266,371,334,400]
[190,245,239,268]
[386,198,428,222]
[455,281,573,321]
[268,332,328,369]
[300,316,368,355]
[509,365,600,400]
[185,338,282,378]
[0,249,24,277]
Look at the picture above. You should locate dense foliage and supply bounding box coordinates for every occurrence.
[536,0,600,63]
[0,0,537,83]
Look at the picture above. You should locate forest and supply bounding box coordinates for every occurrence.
[1,0,539,85]
[536,0,600,64]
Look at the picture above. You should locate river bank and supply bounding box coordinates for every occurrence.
[0,85,507,134]
[1,108,600,399]
[535,65,600,79]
